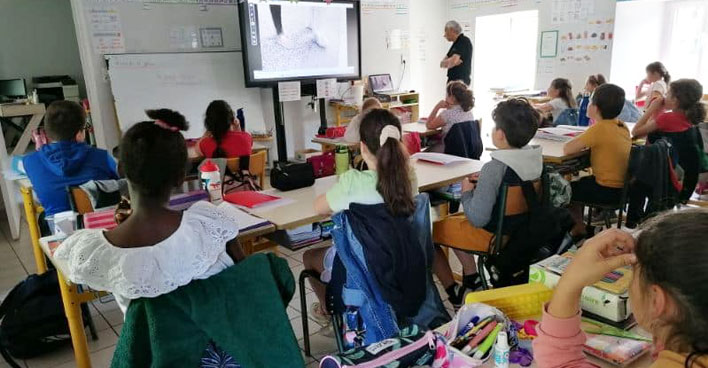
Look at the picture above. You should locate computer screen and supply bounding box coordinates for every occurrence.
[369,74,394,93]
[239,0,361,87]
[0,79,27,99]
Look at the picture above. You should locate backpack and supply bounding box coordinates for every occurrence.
[487,176,574,287]
[222,156,261,195]
[0,270,90,365]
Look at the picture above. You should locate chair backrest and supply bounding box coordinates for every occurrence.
[69,187,94,215]
[444,119,483,159]
[225,150,267,188]
[491,180,542,255]
[554,108,580,127]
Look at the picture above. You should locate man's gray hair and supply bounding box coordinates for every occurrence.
[445,21,462,34]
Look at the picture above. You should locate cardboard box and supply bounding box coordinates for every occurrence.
[529,255,631,323]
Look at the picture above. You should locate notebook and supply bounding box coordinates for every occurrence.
[411,152,469,165]
[223,191,281,209]
[539,253,633,294]
[217,202,270,232]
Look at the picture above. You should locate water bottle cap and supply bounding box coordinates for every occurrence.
[200,160,219,172]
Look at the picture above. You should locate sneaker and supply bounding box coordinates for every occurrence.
[447,284,465,310]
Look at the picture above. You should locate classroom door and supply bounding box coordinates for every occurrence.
[473,10,539,95]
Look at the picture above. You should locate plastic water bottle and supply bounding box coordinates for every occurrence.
[200,160,222,204]
[335,145,349,175]
[493,331,510,368]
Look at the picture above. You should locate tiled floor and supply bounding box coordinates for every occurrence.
[0,212,456,368]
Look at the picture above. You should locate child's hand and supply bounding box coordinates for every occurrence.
[559,229,637,291]
[549,229,637,319]
[461,176,477,192]
[436,100,449,109]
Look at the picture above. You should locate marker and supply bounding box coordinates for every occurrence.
[461,321,498,355]
[459,316,480,336]
[472,323,504,360]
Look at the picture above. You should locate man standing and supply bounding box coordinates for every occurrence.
[440,21,473,86]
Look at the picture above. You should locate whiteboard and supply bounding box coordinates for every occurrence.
[106,52,264,139]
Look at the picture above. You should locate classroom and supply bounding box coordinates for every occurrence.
[0,0,707,367]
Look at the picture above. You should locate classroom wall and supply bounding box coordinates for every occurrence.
[0,0,86,97]
[71,0,446,160]
[447,0,618,96]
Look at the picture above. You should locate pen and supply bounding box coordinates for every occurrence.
[472,323,504,360]
[461,320,498,355]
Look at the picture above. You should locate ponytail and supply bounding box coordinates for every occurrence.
[551,78,576,108]
[587,74,606,87]
[447,81,475,112]
[669,79,706,125]
[204,100,235,158]
[647,61,671,84]
[360,109,415,217]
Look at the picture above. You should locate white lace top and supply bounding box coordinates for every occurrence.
[54,201,239,315]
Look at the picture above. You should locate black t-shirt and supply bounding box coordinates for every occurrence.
[446,33,473,85]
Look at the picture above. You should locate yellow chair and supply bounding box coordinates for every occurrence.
[69,187,95,215]
[20,185,48,275]
[225,150,268,188]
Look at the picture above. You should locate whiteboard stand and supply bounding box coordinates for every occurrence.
[272,85,288,163]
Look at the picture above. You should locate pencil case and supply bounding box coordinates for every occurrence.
[444,303,514,367]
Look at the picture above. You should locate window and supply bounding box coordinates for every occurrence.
[611,0,708,99]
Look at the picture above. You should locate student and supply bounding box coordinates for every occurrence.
[577,74,606,126]
[54,109,245,315]
[534,211,708,368]
[23,100,118,217]
[343,97,383,143]
[198,100,253,158]
[303,109,418,323]
[564,84,631,236]
[535,78,576,125]
[432,98,542,306]
[633,79,706,200]
[635,62,671,128]
[426,81,475,152]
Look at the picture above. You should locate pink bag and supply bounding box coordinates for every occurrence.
[308,152,335,178]
[402,132,422,155]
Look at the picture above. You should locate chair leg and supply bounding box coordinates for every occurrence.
[299,271,314,357]
[477,256,490,291]
[603,211,612,230]
[586,206,593,228]
[332,313,345,353]
[80,303,98,340]
[617,207,624,229]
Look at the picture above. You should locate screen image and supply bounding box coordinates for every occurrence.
[239,0,361,87]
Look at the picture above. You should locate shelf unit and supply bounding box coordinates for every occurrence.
[329,92,420,126]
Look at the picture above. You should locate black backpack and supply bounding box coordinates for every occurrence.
[487,177,574,287]
[0,270,91,366]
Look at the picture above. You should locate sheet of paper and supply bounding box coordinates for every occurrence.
[411,152,470,165]
[316,78,338,99]
[540,31,558,58]
[218,202,269,230]
[278,81,301,102]
[89,7,125,54]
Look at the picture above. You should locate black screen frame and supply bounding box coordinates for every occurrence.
[238,0,362,88]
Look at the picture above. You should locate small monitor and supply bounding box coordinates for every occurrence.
[0,79,27,99]
[369,74,394,93]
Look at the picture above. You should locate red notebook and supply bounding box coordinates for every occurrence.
[223,191,281,208]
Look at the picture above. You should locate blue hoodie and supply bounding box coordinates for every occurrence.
[23,141,119,216]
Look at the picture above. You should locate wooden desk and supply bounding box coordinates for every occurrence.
[0,103,46,240]
[402,122,440,137]
[250,156,485,230]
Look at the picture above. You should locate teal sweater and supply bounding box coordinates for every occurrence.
[111,253,302,368]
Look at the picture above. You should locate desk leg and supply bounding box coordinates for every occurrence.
[56,272,92,368]
[1,177,21,240]
[11,113,44,156]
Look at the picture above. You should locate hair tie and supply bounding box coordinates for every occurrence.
[379,125,401,146]
[154,119,178,132]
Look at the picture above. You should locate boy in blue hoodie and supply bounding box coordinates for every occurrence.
[24,100,118,217]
